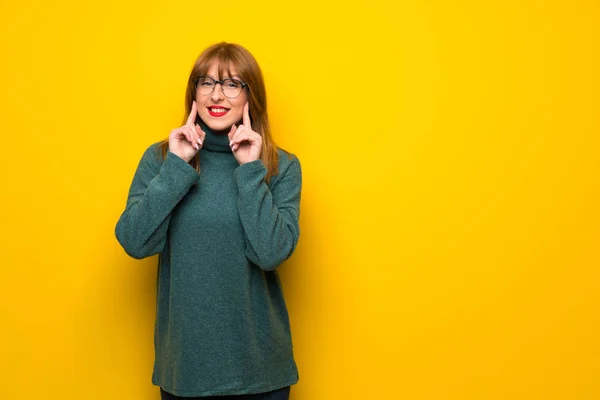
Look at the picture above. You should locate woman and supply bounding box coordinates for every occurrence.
[115,42,301,400]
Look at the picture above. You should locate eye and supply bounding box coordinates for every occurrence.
[199,77,214,86]
[224,79,242,88]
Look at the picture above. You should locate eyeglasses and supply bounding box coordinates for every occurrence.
[195,76,248,99]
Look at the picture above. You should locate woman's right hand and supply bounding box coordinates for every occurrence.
[168,101,205,163]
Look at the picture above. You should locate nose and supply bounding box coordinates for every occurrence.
[210,82,224,102]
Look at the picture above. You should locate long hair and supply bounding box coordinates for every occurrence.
[159,42,281,182]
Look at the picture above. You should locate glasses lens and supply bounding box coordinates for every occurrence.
[197,77,215,95]
[222,79,243,98]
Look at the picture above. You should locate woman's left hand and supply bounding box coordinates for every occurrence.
[229,103,262,165]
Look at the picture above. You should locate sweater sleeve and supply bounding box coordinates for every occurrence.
[234,154,302,271]
[115,145,200,259]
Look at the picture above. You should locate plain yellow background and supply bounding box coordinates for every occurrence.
[1,0,599,399]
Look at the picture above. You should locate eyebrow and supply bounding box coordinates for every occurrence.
[205,74,242,80]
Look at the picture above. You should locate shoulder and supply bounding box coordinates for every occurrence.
[276,147,301,171]
[269,148,301,188]
[132,141,166,176]
[140,141,166,165]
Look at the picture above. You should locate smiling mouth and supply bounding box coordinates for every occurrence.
[207,107,230,117]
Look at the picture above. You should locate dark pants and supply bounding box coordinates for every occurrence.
[160,386,291,400]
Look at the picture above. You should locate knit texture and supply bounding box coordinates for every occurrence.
[115,126,301,396]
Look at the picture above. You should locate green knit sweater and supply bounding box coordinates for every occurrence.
[115,125,301,396]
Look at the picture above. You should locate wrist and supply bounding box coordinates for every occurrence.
[169,151,192,163]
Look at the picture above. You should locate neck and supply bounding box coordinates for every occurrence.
[199,119,233,153]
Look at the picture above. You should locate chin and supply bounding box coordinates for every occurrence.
[205,120,234,133]
[199,113,229,131]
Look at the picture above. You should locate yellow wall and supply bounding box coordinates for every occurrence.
[1,0,599,399]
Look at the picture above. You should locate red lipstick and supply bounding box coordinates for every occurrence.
[207,106,230,117]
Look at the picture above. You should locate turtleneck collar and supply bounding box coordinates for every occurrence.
[199,119,233,153]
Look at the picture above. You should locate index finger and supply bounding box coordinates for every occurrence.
[186,101,198,125]
[243,102,251,127]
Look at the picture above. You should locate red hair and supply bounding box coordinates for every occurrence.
[159,42,282,182]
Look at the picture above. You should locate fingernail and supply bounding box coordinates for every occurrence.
[229,141,233,146]
[197,138,202,144]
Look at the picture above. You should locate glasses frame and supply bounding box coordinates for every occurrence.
[195,76,249,99]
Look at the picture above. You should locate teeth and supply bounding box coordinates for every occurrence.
[210,108,227,113]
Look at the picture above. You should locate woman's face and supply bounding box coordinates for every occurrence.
[195,61,249,133]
